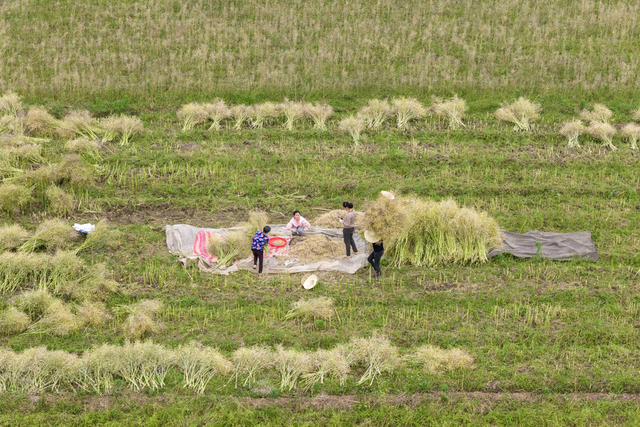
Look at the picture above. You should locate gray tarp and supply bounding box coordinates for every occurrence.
[165,224,368,274]
[487,230,598,261]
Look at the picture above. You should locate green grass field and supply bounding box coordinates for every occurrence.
[1,1,640,425]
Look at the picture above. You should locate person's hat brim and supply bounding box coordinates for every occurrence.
[380,190,395,200]
[364,230,381,243]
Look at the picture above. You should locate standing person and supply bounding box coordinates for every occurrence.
[367,239,384,277]
[251,226,270,273]
[286,210,311,236]
[339,201,358,256]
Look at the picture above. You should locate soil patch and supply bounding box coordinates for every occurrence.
[238,391,640,410]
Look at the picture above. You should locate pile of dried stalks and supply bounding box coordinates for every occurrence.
[287,235,343,262]
[313,210,364,228]
[206,211,269,267]
[363,194,502,266]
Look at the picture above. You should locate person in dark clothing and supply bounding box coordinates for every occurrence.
[339,201,358,256]
[367,240,384,277]
[251,226,271,273]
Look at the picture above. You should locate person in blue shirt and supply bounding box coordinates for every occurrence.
[251,226,271,273]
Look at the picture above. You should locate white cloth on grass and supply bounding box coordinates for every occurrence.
[73,223,95,234]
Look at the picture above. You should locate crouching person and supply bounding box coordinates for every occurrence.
[251,226,270,273]
[368,240,384,277]
[286,210,311,236]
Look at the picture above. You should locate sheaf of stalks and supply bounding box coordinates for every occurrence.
[304,103,333,130]
[362,193,410,245]
[45,185,76,216]
[579,103,613,124]
[338,116,365,144]
[64,136,100,155]
[5,346,79,393]
[391,97,426,130]
[390,198,502,267]
[431,95,467,129]
[19,219,77,253]
[272,345,312,391]
[121,299,164,340]
[0,142,42,164]
[0,114,24,136]
[25,154,93,188]
[101,115,144,145]
[177,103,208,131]
[250,102,278,128]
[495,97,541,132]
[347,333,399,385]
[76,301,111,326]
[279,99,305,131]
[231,345,273,388]
[57,110,101,140]
[619,122,640,150]
[357,99,392,130]
[77,343,120,394]
[176,342,233,394]
[231,104,252,130]
[0,306,31,335]
[0,183,32,215]
[203,99,232,131]
[24,107,59,136]
[0,92,23,116]
[27,299,81,336]
[0,253,48,294]
[587,121,617,150]
[0,249,112,297]
[301,347,350,390]
[559,120,586,148]
[116,341,175,391]
[74,219,120,254]
[0,224,30,251]
[285,297,335,321]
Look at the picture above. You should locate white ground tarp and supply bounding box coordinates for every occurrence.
[165,224,368,275]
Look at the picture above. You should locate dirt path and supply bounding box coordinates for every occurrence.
[237,391,640,410]
[26,391,640,412]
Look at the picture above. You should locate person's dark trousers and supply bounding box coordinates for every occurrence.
[368,249,384,276]
[252,249,264,273]
[343,227,358,256]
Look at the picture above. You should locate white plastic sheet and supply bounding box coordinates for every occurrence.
[166,224,368,275]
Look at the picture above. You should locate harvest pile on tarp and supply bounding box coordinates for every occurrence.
[313,210,365,228]
[287,235,344,263]
[166,225,367,275]
[204,211,268,268]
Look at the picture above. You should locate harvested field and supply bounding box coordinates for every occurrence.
[1,0,639,423]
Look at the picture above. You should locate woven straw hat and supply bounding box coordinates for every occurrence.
[364,230,381,243]
[301,273,318,289]
[380,190,395,200]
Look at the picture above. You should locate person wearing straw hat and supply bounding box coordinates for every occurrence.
[365,230,384,277]
[339,201,358,257]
